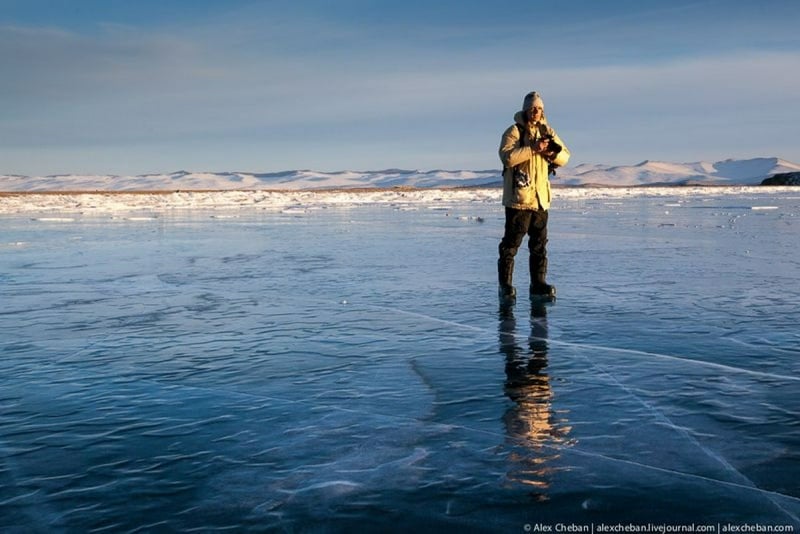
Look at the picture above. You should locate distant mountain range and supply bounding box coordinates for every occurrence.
[2,157,799,192]
[560,157,800,187]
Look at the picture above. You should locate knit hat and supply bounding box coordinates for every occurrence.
[522,91,544,111]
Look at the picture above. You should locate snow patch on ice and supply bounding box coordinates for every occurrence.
[2,186,799,216]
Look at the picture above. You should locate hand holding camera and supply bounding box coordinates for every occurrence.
[533,137,551,154]
[536,134,562,162]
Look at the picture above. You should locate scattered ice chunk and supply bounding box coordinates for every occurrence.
[281,207,306,214]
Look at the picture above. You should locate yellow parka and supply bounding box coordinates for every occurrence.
[499,111,570,210]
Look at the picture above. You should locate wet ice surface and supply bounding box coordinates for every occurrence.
[1,190,799,531]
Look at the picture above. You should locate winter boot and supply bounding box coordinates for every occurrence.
[498,257,517,303]
[530,256,556,300]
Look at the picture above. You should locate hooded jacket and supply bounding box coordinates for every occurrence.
[499,111,570,210]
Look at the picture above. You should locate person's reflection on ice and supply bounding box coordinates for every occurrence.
[499,303,572,500]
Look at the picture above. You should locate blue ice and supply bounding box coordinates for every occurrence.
[1,190,798,530]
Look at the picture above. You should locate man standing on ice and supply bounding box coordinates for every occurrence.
[498,91,570,303]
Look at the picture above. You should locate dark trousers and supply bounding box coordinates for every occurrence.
[498,207,549,288]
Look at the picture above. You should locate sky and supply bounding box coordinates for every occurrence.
[1,0,799,176]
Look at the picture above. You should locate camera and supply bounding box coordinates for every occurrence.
[541,134,562,158]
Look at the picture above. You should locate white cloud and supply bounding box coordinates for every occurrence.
[2,8,799,174]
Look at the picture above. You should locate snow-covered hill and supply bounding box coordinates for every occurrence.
[1,157,799,192]
[562,157,800,187]
[0,169,500,192]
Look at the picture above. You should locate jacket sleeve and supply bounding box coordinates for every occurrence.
[550,131,570,168]
[499,125,533,169]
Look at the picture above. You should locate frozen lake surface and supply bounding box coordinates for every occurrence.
[1,189,799,531]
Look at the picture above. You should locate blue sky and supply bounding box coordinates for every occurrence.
[1,0,799,175]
